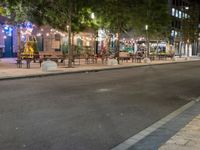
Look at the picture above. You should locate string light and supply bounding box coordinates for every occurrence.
[36,33,42,37]
[91,13,95,19]
[21,35,25,39]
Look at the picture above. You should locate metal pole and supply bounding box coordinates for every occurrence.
[145,25,149,58]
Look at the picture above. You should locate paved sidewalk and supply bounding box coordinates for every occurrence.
[0,56,200,80]
[113,99,200,150]
[159,114,200,150]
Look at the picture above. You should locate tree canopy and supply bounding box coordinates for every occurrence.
[1,0,172,39]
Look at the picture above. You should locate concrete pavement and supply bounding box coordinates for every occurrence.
[159,112,200,150]
[0,56,200,80]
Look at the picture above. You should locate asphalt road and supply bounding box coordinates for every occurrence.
[1,61,200,150]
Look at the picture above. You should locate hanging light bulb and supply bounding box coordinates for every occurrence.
[36,33,42,37]
[21,35,25,39]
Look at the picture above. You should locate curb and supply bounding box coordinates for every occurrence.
[111,99,198,150]
[0,60,199,81]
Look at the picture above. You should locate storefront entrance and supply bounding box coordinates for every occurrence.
[4,36,13,57]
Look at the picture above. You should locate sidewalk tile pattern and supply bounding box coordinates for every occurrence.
[159,115,200,150]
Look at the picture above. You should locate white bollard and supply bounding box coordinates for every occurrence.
[41,60,58,72]
[143,57,151,64]
[107,59,118,66]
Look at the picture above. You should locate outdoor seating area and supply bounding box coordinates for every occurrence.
[14,49,176,69]
[38,51,65,65]
[118,51,131,62]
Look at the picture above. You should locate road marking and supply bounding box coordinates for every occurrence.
[96,88,112,93]
[111,99,197,150]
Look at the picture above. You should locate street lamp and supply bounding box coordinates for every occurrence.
[145,25,148,31]
[145,24,149,58]
[91,13,95,20]
[185,6,189,10]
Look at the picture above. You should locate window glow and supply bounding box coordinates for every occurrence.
[175,10,179,17]
[171,30,174,37]
[178,11,182,18]
[172,8,175,16]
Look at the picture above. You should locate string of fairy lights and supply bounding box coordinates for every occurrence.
[1,21,169,53]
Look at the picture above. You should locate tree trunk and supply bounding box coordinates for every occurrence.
[179,41,182,58]
[187,42,190,57]
[68,3,73,68]
[93,32,96,55]
[108,34,111,53]
[116,32,120,64]
[197,39,199,55]
[17,27,21,59]
[95,31,99,55]
[183,42,186,56]
[156,40,159,53]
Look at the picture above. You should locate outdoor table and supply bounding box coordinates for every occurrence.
[16,58,22,68]
[20,54,34,69]
[149,54,156,61]
[158,54,167,60]
[43,54,52,60]
[130,54,136,62]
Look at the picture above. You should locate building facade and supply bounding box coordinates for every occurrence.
[169,0,200,56]
[0,16,18,58]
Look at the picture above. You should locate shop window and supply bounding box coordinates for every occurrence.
[182,12,185,18]
[175,10,179,18]
[174,31,178,37]
[172,8,175,16]
[171,30,175,37]
[185,13,188,18]
[179,11,182,18]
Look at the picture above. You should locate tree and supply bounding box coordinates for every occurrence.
[2,0,172,62]
[42,0,96,67]
[92,0,171,60]
[135,0,170,38]
[1,0,30,59]
[92,0,138,63]
[2,0,95,67]
[134,0,171,56]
